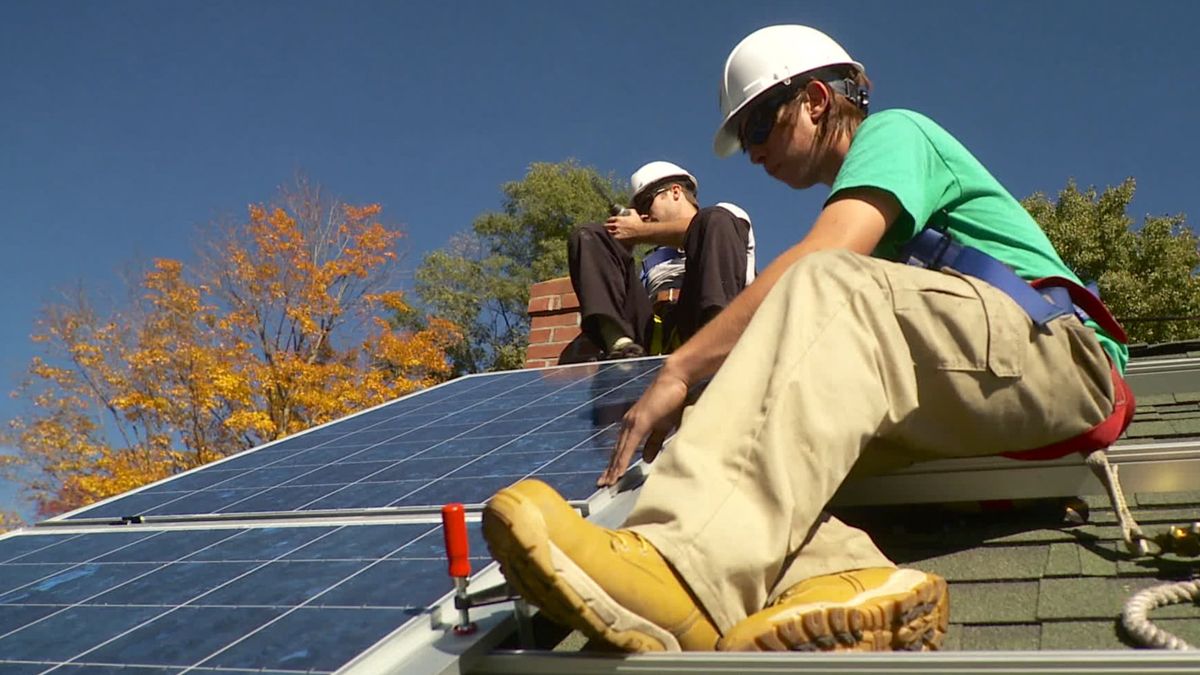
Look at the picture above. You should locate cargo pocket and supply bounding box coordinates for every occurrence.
[889,266,1027,377]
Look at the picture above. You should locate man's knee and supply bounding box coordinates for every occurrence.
[569,222,604,247]
[569,222,613,262]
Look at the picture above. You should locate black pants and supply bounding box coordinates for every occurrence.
[567,206,752,352]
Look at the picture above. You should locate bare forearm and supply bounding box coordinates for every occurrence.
[637,217,690,247]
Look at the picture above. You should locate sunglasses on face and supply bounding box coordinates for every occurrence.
[633,185,673,214]
[738,83,803,151]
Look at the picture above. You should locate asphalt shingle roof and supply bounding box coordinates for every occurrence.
[838,489,1200,650]
[835,341,1200,650]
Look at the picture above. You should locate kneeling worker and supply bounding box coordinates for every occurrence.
[486,24,1130,654]
[568,161,754,359]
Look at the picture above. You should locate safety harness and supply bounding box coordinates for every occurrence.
[898,225,1153,555]
[641,247,685,356]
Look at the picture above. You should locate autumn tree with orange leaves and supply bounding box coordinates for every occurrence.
[2,182,458,521]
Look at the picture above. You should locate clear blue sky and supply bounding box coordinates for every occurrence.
[2,1,1197,519]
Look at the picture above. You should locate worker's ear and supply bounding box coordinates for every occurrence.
[804,80,832,122]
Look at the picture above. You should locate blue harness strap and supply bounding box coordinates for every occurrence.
[640,246,684,289]
[897,227,1124,340]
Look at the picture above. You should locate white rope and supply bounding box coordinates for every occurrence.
[1121,579,1200,649]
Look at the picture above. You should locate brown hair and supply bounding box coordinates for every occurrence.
[783,68,872,155]
[672,181,700,210]
[638,179,699,212]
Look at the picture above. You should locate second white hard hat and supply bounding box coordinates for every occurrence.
[629,161,698,207]
[714,25,865,158]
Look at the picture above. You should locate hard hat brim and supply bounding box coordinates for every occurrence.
[712,60,864,158]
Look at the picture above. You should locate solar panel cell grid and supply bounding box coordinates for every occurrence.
[5,360,668,672]
[0,521,490,673]
[63,360,660,521]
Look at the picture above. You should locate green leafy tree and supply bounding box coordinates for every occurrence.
[414,160,626,373]
[1022,178,1200,343]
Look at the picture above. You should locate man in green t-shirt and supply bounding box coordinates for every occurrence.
[481,25,1129,653]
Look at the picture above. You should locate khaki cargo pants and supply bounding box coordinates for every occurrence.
[624,249,1115,633]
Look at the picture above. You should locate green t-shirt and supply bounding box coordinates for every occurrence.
[828,109,1127,372]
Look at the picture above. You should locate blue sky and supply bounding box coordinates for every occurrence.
[2,1,1197,519]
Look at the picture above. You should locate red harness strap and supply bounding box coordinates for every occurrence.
[1030,276,1129,343]
[1000,363,1134,461]
[1000,277,1134,462]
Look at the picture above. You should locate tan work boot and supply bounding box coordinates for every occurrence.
[719,568,949,652]
[482,479,719,651]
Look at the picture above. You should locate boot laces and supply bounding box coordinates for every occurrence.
[609,531,653,557]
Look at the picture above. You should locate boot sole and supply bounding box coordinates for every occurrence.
[482,487,678,652]
[720,571,949,652]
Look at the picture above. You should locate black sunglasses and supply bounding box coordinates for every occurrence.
[737,82,803,151]
[738,77,869,151]
[633,185,673,214]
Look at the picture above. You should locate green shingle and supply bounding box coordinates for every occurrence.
[979,528,1079,545]
[904,545,1047,582]
[1116,554,1200,580]
[1038,620,1128,649]
[1078,541,1119,577]
[957,624,1042,650]
[1043,543,1081,577]
[1170,418,1200,435]
[1139,394,1179,406]
[1037,577,1163,620]
[1160,411,1200,421]
[1134,490,1200,507]
[1151,618,1200,644]
[940,624,962,651]
[949,581,1039,623]
[1124,420,1177,438]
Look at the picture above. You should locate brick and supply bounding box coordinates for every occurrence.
[526,342,570,360]
[527,295,565,314]
[530,277,574,296]
[528,328,554,345]
[524,358,554,369]
[530,312,580,328]
[527,296,553,314]
[560,292,580,310]
[551,326,582,343]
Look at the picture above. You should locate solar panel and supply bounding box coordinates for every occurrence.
[59,359,662,521]
[7,359,666,673]
[0,520,488,673]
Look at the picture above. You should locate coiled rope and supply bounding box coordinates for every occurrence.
[1121,579,1200,649]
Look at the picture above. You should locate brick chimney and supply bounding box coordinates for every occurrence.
[525,277,600,368]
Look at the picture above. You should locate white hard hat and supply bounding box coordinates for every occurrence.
[714,25,865,157]
[629,161,698,207]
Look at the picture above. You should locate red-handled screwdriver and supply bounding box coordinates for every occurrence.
[441,502,476,635]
